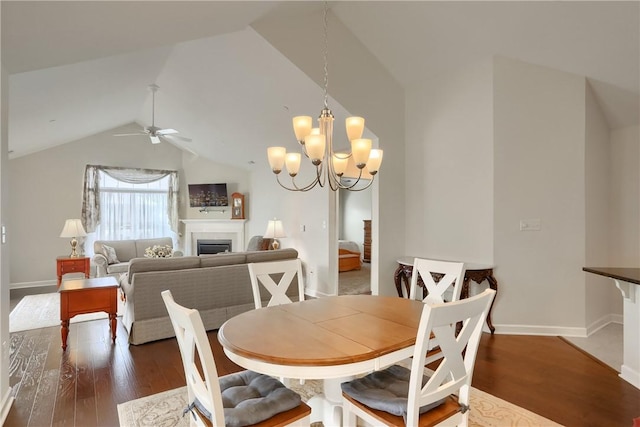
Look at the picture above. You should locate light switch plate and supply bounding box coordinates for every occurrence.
[520,219,541,231]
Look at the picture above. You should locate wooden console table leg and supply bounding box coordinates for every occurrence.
[394,265,408,297]
[484,270,498,334]
[61,319,70,350]
[463,268,497,334]
[109,313,117,343]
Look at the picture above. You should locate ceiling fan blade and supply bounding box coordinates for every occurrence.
[157,128,178,135]
[150,135,162,144]
[166,134,192,142]
[113,132,145,137]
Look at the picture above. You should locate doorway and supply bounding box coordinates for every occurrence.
[337,185,372,295]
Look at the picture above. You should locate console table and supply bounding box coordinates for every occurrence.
[583,267,640,389]
[394,256,498,333]
[56,256,90,287]
[59,276,118,350]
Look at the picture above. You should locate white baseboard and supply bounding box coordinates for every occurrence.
[305,289,332,299]
[10,279,57,290]
[0,387,14,426]
[586,314,623,336]
[492,323,588,337]
[620,365,640,389]
[492,316,623,337]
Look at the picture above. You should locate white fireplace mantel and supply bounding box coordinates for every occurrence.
[180,219,247,255]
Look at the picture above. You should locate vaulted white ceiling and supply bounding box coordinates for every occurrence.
[3,1,638,167]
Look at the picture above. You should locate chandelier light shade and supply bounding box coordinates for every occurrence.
[263,219,286,250]
[60,219,87,258]
[267,2,383,192]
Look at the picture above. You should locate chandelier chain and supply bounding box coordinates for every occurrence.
[322,1,329,109]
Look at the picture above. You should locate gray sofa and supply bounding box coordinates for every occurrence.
[119,248,300,345]
[93,237,182,278]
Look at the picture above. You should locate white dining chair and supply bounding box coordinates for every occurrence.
[248,259,305,309]
[341,288,496,427]
[408,258,465,304]
[408,258,466,366]
[161,290,311,427]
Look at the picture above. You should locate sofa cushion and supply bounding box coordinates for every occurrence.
[245,248,298,263]
[102,245,120,264]
[95,240,137,263]
[129,256,201,278]
[200,253,247,268]
[135,237,174,258]
[106,262,129,275]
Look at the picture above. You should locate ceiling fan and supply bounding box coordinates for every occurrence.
[114,83,192,145]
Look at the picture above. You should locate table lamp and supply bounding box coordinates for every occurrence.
[60,219,87,257]
[263,219,286,250]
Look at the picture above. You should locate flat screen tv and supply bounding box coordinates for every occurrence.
[188,183,229,207]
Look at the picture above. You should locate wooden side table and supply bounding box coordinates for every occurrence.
[58,277,118,350]
[394,256,498,334]
[56,256,90,286]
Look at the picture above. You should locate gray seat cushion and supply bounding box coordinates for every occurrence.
[192,370,302,427]
[106,262,129,275]
[340,364,446,418]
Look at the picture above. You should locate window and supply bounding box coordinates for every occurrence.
[82,165,179,256]
[95,171,174,241]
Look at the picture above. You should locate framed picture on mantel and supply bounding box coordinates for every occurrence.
[231,192,245,219]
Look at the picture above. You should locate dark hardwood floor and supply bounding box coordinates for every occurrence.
[4,319,639,427]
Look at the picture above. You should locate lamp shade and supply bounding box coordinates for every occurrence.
[263,219,286,239]
[60,219,87,238]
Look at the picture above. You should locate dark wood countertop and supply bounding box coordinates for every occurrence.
[583,267,640,285]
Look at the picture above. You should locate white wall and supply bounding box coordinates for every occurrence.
[253,6,405,296]
[610,124,640,267]
[178,155,251,249]
[404,58,494,264]
[585,81,620,330]
[340,188,371,253]
[8,125,251,285]
[0,25,14,419]
[494,56,587,332]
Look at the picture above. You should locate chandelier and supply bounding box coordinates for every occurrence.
[267,2,383,192]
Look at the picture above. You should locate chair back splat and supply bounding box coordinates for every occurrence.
[409,258,465,304]
[248,259,305,309]
[341,289,496,427]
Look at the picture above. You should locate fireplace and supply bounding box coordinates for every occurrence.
[180,219,246,256]
[197,239,232,255]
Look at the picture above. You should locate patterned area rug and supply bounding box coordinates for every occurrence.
[9,292,123,333]
[117,380,563,427]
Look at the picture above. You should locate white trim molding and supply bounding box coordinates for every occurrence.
[180,219,246,256]
[0,387,14,425]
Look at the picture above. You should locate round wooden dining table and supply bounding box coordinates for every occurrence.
[218,295,425,425]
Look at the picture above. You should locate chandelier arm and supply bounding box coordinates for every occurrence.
[276,173,319,192]
[339,175,376,191]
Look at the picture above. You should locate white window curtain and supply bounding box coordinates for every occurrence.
[82,165,179,235]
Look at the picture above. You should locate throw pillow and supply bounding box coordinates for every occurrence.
[102,245,120,265]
